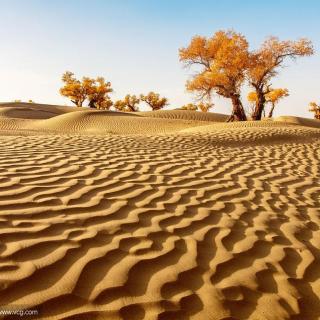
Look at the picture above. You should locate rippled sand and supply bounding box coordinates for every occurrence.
[0,103,319,320]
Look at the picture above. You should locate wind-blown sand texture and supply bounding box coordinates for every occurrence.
[0,103,320,320]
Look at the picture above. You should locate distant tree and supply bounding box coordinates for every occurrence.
[265,88,289,118]
[114,94,140,112]
[28,100,35,103]
[198,102,213,112]
[309,102,320,119]
[180,103,198,111]
[13,99,21,102]
[87,77,113,110]
[89,98,112,110]
[180,102,213,112]
[140,92,168,110]
[60,71,88,107]
[248,37,313,120]
[180,30,249,121]
[60,71,113,109]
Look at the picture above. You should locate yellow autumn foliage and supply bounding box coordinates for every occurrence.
[180,103,198,111]
[309,102,320,119]
[60,71,113,109]
[180,30,249,121]
[248,37,313,119]
[140,92,168,111]
[114,95,140,112]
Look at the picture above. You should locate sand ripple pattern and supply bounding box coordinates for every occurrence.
[0,130,319,320]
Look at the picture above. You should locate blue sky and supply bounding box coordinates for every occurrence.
[0,0,319,116]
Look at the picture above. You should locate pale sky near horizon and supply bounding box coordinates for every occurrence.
[0,0,319,117]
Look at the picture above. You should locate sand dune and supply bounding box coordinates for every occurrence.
[31,111,214,135]
[0,107,62,120]
[136,110,229,122]
[0,105,230,135]
[0,112,212,135]
[0,102,77,117]
[0,104,319,319]
[275,115,320,128]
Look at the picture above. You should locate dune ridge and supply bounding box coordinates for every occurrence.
[0,102,78,115]
[0,104,319,319]
[136,110,229,122]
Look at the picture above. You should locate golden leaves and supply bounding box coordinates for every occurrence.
[180,30,313,120]
[309,102,320,119]
[114,92,168,112]
[248,88,289,104]
[60,72,87,107]
[198,102,213,112]
[180,103,198,111]
[114,95,140,112]
[180,30,249,99]
[247,91,258,103]
[265,88,289,104]
[140,92,168,111]
[60,71,113,109]
[248,37,314,86]
[88,77,113,110]
[180,102,213,112]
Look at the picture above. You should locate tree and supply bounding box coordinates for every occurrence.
[247,88,289,118]
[60,71,88,107]
[114,94,140,112]
[265,88,289,117]
[309,102,320,120]
[60,72,113,109]
[180,102,213,112]
[198,102,213,112]
[140,92,168,110]
[179,30,249,121]
[93,98,113,110]
[248,37,313,120]
[180,103,198,111]
[87,77,113,110]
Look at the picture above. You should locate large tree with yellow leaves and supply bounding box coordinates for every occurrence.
[179,30,249,121]
[248,37,313,120]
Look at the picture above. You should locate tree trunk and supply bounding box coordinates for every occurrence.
[127,104,136,112]
[268,103,275,118]
[88,100,96,109]
[228,94,247,121]
[251,89,265,120]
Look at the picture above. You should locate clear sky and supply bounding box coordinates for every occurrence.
[0,0,319,117]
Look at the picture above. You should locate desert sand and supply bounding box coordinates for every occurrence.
[0,102,319,320]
